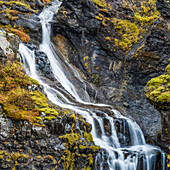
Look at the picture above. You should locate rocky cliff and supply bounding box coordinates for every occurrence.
[53,0,170,153]
[0,0,170,169]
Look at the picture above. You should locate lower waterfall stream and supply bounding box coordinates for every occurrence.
[18,1,165,169]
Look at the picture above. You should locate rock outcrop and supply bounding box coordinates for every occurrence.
[145,61,170,149]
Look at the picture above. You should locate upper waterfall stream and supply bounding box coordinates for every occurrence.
[18,1,165,169]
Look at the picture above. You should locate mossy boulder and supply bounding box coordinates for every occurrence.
[145,62,170,109]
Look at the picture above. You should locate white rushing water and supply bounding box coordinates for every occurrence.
[18,1,165,169]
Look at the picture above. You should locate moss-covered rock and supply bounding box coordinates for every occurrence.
[145,62,170,107]
[0,60,60,125]
[92,0,107,7]
[59,113,100,170]
[145,61,170,150]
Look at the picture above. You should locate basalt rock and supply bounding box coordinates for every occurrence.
[53,0,170,153]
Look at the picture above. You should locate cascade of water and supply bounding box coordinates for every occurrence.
[18,1,165,169]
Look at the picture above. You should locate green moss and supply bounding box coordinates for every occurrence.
[0,1,37,12]
[59,132,81,146]
[92,0,107,7]
[44,115,56,120]
[95,0,160,53]
[0,60,59,124]
[145,62,170,105]
[112,18,139,51]
[84,132,93,142]
[165,63,170,73]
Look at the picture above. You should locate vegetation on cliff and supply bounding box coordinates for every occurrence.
[59,113,100,170]
[0,60,57,124]
[0,59,99,169]
[145,61,170,107]
[94,0,160,53]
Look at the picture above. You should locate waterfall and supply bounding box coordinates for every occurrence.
[18,1,165,169]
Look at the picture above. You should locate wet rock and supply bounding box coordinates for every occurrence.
[35,50,55,80]
[103,118,111,136]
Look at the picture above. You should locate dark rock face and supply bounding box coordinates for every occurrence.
[0,110,98,169]
[53,0,170,153]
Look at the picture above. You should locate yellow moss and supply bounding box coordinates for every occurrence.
[112,18,139,51]
[168,154,170,168]
[0,1,37,12]
[95,0,160,53]
[134,0,160,24]
[147,75,169,89]
[89,145,101,152]
[44,115,56,120]
[0,60,59,124]
[44,155,57,164]
[6,28,30,42]
[165,63,170,73]
[157,91,170,103]
[59,133,81,146]
[99,8,109,14]
[95,16,103,21]
[145,61,170,104]
[84,56,91,72]
[11,152,29,161]
[84,132,93,142]
[105,37,111,41]
[92,0,107,7]
[0,151,7,155]
[88,155,93,166]
[36,156,42,159]
[70,113,77,122]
